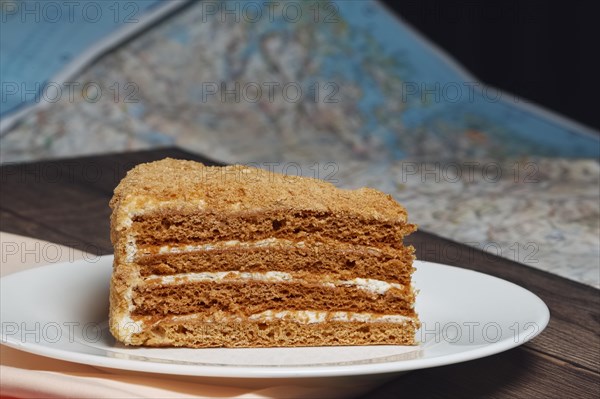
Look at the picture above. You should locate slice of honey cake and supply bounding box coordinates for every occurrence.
[109,158,419,347]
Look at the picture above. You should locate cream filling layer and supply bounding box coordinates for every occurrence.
[115,310,416,333]
[168,310,415,324]
[134,238,383,257]
[144,271,405,295]
[157,238,304,253]
[248,310,415,324]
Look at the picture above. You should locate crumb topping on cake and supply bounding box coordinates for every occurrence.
[110,158,408,224]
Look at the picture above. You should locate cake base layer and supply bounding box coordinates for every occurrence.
[124,319,420,347]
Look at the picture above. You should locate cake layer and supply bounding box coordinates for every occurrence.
[134,240,415,284]
[129,210,417,249]
[110,160,411,231]
[131,280,416,317]
[124,318,420,347]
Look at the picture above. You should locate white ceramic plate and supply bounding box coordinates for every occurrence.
[0,257,549,378]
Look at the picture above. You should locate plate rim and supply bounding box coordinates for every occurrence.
[0,257,550,378]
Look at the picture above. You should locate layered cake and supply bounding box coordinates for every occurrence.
[109,158,419,347]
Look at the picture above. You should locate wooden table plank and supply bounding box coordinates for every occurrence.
[0,208,102,255]
[1,147,598,398]
[0,177,114,252]
[0,147,221,198]
[362,347,600,398]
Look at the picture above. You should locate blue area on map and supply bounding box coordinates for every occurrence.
[0,0,165,118]
[333,1,599,158]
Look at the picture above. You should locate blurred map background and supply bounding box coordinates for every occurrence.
[1,0,599,286]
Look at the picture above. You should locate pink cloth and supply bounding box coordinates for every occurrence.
[0,233,343,399]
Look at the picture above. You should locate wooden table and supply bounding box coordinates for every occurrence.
[1,148,598,398]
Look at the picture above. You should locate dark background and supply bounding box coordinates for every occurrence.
[382,0,600,132]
